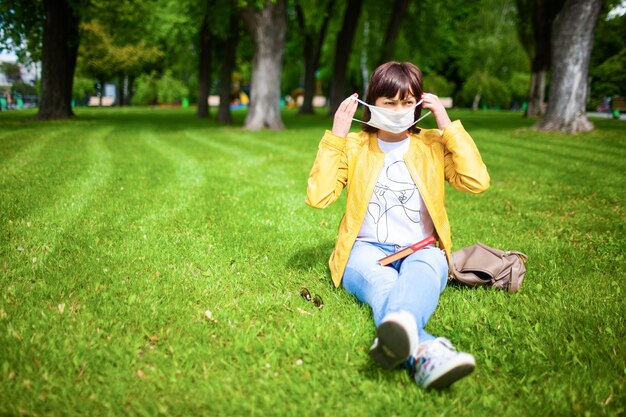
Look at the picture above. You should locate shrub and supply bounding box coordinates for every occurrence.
[132,72,158,105]
[156,71,188,104]
[72,77,96,102]
[460,71,511,109]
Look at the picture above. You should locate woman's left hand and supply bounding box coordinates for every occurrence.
[421,93,451,131]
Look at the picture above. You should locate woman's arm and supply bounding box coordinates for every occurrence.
[306,94,358,208]
[440,121,490,193]
[306,131,348,208]
[420,93,490,193]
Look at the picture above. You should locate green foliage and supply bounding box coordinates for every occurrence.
[591,48,626,98]
[0,0,44,61]
[508,71,530,102]
[131,71,188,104]
[156,70,189,103]
[461,71,511,108]
[77,20,163,81]
[0,108,624,416]
[131,72,159,105]
[591,4,626,69]
[423,73,454,97]
[72,77,96,101]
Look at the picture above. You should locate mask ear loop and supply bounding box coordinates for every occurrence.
[349,97,371,124]
[413,110,432,125]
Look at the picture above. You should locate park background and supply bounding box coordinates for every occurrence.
[1,0,625,416]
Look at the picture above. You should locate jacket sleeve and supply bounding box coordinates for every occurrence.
[306,130,349,208]
[440,120,490,193]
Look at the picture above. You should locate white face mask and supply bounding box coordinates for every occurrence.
[350,97,431,134]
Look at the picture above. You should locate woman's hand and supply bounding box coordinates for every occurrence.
[332,93,359,138]
[421,93,451,131]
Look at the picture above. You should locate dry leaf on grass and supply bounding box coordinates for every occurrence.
[296,307,312,316]
[204,310,218,323]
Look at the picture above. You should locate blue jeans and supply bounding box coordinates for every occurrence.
[342,240,449,343]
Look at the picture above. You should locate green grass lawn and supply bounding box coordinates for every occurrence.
[1,107,624,416]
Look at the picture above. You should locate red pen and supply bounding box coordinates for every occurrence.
[378,236,436,266]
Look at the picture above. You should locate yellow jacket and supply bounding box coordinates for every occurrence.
[306,120,490,288]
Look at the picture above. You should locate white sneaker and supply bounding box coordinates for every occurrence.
[412,338,476,389]
[369,311,419,369]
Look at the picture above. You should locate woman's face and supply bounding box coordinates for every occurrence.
[374,91,416,111]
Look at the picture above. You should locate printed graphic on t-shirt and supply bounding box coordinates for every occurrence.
[367,160,421,243]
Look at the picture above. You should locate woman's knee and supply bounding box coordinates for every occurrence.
[401,246,449,291]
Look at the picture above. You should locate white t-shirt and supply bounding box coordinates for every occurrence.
[357,137,434,246]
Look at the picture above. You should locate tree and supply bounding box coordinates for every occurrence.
[515,0,565,117]
[78,20,162,106]
[194,0,237,120]
[328,0,363,115]
[296,0,336,114]
[450,0,527,109]
[536,0,605,133]
[1,0,83,119]
[37,0,83,119]
[217,11,239,124]
[0,0,43,63]
[196,10,213,117]
[376,0,410,66]
[242,0,287,130]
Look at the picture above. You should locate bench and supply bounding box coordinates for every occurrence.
[611,96,626,112]
[88,96,115,106]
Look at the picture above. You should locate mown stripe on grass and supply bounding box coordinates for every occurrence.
[141,131,206,216]
[7,127,114,269]
[485,134,625,173]
[182,130,261,163]
[182,130,303,195]
[0,129,59,185]
[219,130,304,158]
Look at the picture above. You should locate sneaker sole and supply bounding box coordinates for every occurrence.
[424,361,476,389]
[369,321,411,369]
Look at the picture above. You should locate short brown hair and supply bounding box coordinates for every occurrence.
[362,61,424,134]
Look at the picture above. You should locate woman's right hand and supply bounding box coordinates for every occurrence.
[331,93,359,138]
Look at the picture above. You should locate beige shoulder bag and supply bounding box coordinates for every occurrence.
[451,242,528,293]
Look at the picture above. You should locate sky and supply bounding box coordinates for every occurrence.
[607,1,626,19]
[0,50,18,62]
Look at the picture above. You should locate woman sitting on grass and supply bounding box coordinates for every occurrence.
[306,61,490,389]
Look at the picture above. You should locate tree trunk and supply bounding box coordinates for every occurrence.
[517,0,564,117]
[526,69,546,116]
[376,0,410,66]
[298,0,335,115]
[329,0,363,116]
[197,13,212,118]
[37,0,81,120]
[535,0,604,132]
[360,20,369,96]
[116,75,126,106]
[472,92,481,111]
[242,0,287,130]
[217,14,239,124]
[127,75,136,105]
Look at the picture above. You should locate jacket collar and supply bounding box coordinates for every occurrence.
[367,132,384,155]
